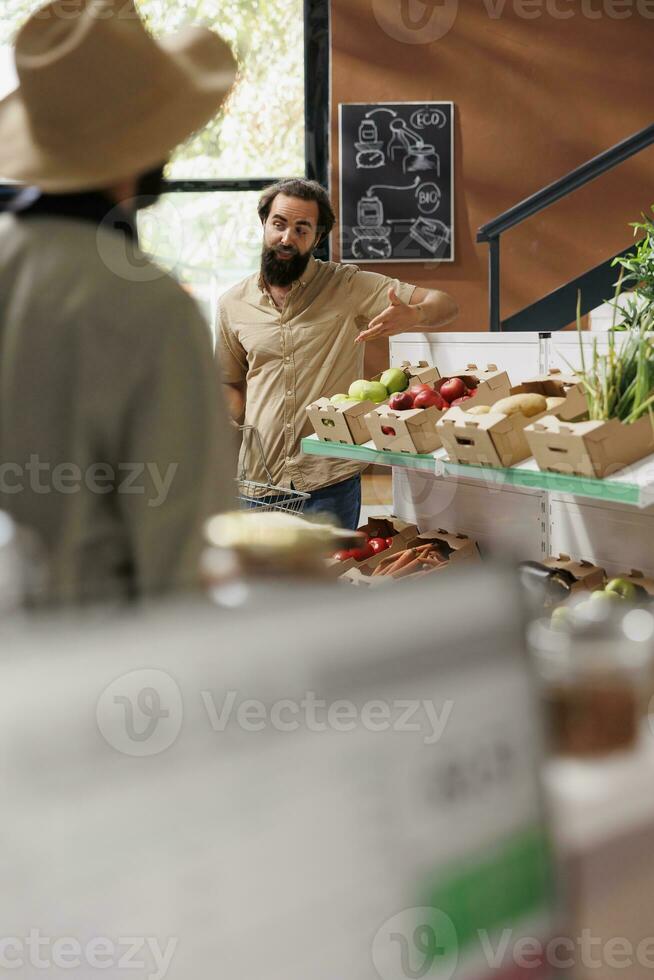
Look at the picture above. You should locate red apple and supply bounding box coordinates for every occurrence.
[440,377,467,402]
[381,425,396,436]
[413,389,445,410]
[351,543,374,562]
[409,383,434,395]
[388,391,414,411]
[333,549,354,562]
[452,395,472,406]
[368,537,389,555]
[385,537,395,548]
[467,388,477,397]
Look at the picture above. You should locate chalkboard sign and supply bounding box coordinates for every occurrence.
[338,102,454,264]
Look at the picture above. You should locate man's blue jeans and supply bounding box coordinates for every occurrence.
[298,474,361,530]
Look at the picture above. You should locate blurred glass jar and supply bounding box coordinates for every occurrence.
[528,604,654,758]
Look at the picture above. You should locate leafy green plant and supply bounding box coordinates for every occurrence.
[570,292,654,424]
[608,205,654,330]
[612,205,654,304]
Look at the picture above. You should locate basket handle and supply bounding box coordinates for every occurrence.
[238,425,275,484]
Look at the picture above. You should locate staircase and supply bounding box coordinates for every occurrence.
[477,123,654,332]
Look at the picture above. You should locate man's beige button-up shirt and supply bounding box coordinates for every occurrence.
[216,257,415,492]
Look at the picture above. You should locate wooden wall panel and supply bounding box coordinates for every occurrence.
[330,0,654,375]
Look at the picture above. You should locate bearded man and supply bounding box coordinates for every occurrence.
[217,178,458,529]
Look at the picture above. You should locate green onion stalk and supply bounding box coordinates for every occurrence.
[565,283,654,426]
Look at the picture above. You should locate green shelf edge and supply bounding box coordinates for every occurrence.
[439,460,641,505]
[301,437,437,471]
[301,437,644,506]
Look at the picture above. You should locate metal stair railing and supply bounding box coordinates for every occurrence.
[477,123,654,332]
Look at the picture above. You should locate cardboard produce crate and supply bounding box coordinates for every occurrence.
[363,360,468,455]
[436,376,589,468]
[401,529,481,578]
[437,406,532,468]
[525,414,654,478]
[325,516,418,576]
[398,360,441,385]
[434,363,511,408]
[371,361,440,388]
[341,528,480,586]
[306,397,375,445]
[307,363,440,447]
[365,403,444,455]
[511,369,588,422]
[543,554,606,596]
[368,361,441,395]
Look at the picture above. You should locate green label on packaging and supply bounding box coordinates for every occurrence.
[419,825,555,959]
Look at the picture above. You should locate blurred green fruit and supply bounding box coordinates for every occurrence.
[330,393,350,404]
[379,368,409,394]
[348,380,388,403]
[590,589,623,603]
[606,578,638,602]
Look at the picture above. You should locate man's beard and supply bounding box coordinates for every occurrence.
[261,244,312,287]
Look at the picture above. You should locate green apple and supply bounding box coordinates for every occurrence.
[330,393,350,404]
[606,578,638,603]
[348,380,388,403]
[590,589,623,603]
[379,368,409,394]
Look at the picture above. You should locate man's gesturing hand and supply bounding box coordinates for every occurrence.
[355,287,422,345]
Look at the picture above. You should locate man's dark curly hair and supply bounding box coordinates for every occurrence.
[257,178,335,245]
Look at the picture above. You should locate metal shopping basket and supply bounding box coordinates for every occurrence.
[236,425,310,515]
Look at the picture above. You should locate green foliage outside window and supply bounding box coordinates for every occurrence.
[2,0,306,316]
[1,0,305,178]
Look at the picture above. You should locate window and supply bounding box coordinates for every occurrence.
[0,0,329,325]
[141,0,305,181]
[140,189,264,325]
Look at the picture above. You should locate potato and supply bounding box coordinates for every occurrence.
[466,405,491,415]
[545,396,566,412]
[493,393,547,418]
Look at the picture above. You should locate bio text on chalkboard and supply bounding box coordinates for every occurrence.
[339,102,454,264]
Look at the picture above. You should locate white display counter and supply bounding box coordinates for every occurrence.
[302,332,654,575]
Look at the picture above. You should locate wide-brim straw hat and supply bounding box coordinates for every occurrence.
[0,0,237,191]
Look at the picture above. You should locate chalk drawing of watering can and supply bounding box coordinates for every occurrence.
[388,118,440,175]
